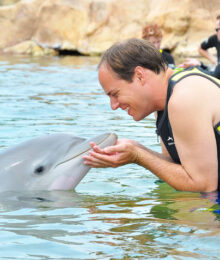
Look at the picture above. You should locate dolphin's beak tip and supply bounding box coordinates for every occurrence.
[107,132,118,138]
[110,132,118,141]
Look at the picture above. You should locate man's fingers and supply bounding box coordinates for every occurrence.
[84,150,118,167]
[89,151,115,162]
[90,142,108,154]
[84,160,107,168]
[103,144,125,154]
[84,155,114,168]
[87,161,109,168]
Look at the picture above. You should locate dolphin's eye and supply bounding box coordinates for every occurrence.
[34,166,45,175]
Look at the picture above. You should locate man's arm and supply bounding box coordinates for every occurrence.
[198,46,217,65]
[199,35,218,65]
[84,135,216,192]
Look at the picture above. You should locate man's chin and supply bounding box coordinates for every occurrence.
[131,114,142,121]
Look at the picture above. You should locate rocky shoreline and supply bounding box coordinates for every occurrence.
[0,0,219,59]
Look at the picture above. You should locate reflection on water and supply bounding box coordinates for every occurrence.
[0,54,220,259]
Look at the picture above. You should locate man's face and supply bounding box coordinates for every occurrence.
[98,64,154,121]
[216,19,220,40]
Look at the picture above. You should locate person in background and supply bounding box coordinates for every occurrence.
[142,23,175,69]
[199,15,220,66]
[179,15,220,79]
[83,38,220,193]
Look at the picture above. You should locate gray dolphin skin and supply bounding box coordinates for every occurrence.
[0,133,117,192]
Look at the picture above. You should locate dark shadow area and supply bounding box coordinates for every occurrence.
[56,49,86,56]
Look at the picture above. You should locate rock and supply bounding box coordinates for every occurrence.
[0,0,19,5]
[0,0,219,58]
[3,40,57,56]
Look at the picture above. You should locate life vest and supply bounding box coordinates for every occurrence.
[156,67,220,190]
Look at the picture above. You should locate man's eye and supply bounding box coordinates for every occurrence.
[112,92,118,97]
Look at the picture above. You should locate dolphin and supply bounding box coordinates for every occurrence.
[0,132,117,192]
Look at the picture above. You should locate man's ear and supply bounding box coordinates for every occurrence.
[133,66,147,85]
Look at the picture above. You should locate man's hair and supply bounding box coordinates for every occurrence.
[217,15,220,20]
[142,23,162,39]
[98,38,167,82]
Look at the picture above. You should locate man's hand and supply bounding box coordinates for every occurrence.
[178,58,201,68]
[83,139,139,168]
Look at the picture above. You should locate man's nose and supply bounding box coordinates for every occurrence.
[110,97,119,110]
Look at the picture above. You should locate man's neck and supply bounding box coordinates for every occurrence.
[156,68,174,111]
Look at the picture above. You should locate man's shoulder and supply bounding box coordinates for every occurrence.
[168,78,205,122]
[208,34,218,40]
[170,75,217,107]
[203,34,217,42]
[201,34,218,49]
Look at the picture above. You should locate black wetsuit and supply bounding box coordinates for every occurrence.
[156,67,220,190]
[160,49,175,69]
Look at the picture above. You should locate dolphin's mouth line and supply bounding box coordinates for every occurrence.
[55,135,112,167]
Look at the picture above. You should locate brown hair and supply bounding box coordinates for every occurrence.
[142,23,162,39]
[216,15,220,20]
[98,38,167,82]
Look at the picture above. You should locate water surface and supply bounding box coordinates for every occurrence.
[0,54,219,259]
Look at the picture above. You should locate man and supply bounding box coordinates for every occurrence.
[196,15,220,79]
[83,38,220,192]
[142,23,175,69]
[199,15,220,66]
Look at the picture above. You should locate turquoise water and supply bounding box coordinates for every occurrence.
[0,54,220,259]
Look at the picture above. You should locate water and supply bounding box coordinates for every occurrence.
[0,54,219,259]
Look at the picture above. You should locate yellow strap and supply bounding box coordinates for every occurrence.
[173,67,184,74]
[172,67,220,85]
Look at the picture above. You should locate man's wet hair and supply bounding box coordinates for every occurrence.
[98,38,167,82]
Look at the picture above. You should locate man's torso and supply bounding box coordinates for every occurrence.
[156,67,220,189]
